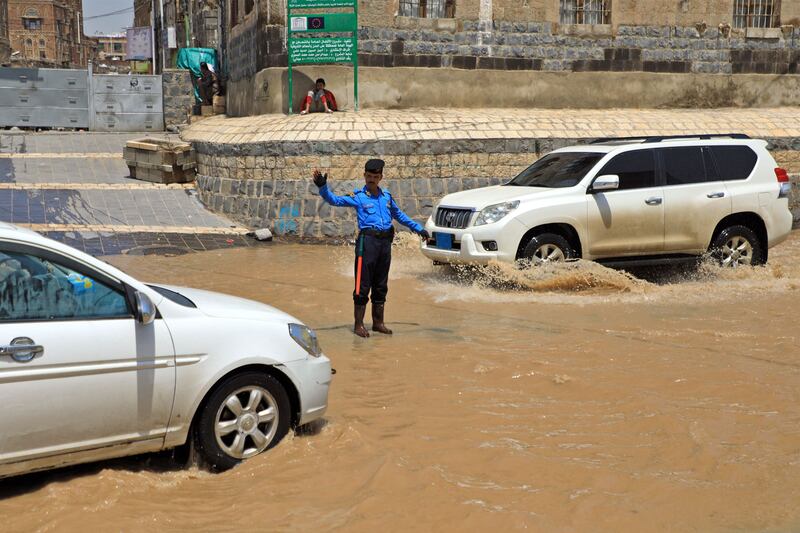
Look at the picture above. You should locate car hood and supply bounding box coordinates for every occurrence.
[438,185,568,209]
[151,284,298,323]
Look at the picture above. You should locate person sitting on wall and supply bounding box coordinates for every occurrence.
[300,78,337,115]
[197,62,218,106]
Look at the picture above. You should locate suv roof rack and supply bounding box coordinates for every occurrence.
[589,133,751,145]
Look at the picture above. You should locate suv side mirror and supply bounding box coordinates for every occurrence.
[590,174,620,193]
[135,291,156,325]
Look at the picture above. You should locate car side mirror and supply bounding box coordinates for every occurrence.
[590,174,620,193]
[135,291,156,325]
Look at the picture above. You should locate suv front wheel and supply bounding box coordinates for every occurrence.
[710,225,765,267]
[519,233,575,266]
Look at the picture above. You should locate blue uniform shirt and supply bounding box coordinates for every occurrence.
[318,184,424,233]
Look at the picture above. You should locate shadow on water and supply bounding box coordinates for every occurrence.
[0,450,188,500]
[0,415,334,499]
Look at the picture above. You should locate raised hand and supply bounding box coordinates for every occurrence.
[312,169,328,188]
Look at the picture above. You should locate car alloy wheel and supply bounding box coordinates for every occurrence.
[195,372,291,470]
[720,235,753,267]
[532,243,566,264]
[214,385,279,459]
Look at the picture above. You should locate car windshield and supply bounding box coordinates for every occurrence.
[506,152,603,188]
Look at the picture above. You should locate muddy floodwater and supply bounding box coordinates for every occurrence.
[3,233,800,532]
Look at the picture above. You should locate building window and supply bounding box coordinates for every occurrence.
[39,50,46,59]
[399,0,455,18]
[733,0,780,28]
[23,18,43,30]
[245,0,254,14]
[560,0,610,25]
[39,39,45,47]
[231,0,238,26]
[113,42,123,52]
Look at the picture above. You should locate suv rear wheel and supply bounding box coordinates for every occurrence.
[710,225,765,267]
[520,233,574,266]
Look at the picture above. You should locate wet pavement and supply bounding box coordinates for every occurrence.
[0,132,252,255]
[1,232,799,532]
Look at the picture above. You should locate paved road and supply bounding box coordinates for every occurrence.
[0,132,254,255]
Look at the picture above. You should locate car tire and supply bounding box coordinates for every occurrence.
[194,371,291,471]
[710,225,765,267]
[520,233,575,266]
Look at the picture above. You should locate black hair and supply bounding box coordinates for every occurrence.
[315,78,325,85]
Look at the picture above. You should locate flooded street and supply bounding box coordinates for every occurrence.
[2,232,800,532]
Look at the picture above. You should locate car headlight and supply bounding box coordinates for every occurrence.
[288,323,322,357]
[473,201,519,226]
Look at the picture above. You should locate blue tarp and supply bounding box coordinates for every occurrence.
[175,48,218,102]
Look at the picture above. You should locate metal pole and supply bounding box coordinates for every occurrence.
[287,2,293,114]
[353,0,358,112]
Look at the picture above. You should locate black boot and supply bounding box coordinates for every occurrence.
[371,303,393,335]
[354,304,370,338]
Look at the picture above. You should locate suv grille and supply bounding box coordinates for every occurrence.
[435,207,473,229]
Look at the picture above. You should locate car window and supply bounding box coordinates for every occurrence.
[596,149,657,190]
[708,146,757,181]
[661,147,706,185]
[506,152,603,188]
[0,250,130,321]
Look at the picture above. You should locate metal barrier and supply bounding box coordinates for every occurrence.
[0,65,164,132]
[0,67,90,128]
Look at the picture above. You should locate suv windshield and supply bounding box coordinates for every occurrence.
[506,152,603,188]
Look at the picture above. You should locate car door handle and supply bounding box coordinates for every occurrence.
[0,337,44,363]
[645,197,663,206]
[706,191,725,199]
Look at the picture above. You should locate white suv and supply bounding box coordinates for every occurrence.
[421,134,793,268]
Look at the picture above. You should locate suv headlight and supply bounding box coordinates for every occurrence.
[288,323,322,357]
[474,201,519,226]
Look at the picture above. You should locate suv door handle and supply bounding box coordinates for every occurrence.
[706,191,725,198]
[0,337,44,363]
[645,197,663,206]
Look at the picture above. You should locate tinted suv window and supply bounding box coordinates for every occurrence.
[506,152,603,188]
[708,146,757,181]
[596,150,656,190]
[662,147,706,185]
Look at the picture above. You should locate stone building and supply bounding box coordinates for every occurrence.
[0,0,10,65]
[221,0,800,115]
[7,0,91,67]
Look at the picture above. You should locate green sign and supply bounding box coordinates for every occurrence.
[287,0,358,114]
[289,13,357,33]
[289,38,356,64]
[288,0,355,7]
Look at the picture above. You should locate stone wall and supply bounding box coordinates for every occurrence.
[192,137,800,238]
[162,69,195,129]
[356,22,799,76]
[224,19,800,115]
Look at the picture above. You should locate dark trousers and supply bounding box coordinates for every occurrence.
[353,233,392,305]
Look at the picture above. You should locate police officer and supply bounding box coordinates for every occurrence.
[312,159,430,338]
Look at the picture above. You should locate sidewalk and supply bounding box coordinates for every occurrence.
[182,107,800,144]
[0,132,251,255]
